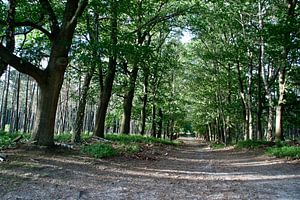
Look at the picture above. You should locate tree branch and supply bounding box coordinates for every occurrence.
[14,21,53,40]
[0,44,46,84]
[69,0,89,27]
[39,0,60,34]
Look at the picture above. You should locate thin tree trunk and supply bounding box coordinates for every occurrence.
[275,67,286,140]
[23,76,29,133]
[140,69,149,135]
[14,72,21,132]
[1,67,11,130]
[120,64,139,134]
[94,1,118,138]
[73,68,94,143]
[257,0,264,140]
[157,108,163,138]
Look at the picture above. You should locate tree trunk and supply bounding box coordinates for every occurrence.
[157,108,163,138]
[275,0,296,141]
[94,58,117,137]
[257,0,264,140]
[14,72,21,132]
[32,72,65,146]
[140,69,149,135]
[151,102,157,137]
[120,64,139,134]
[275,67,286,141]
[1,67,11,130]
[73,68,94,143]
[94,1,118,138]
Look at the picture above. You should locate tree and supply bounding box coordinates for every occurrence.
[0,0,88,146]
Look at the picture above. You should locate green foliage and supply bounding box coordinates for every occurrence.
[105,134,176,145]
[81,143,118,158]
[266,146,300,159]
[209,142,225,149]
[54,133,72,143]
[235,140,273,149]
[0,131,30,149]
[54,132,92,143]
[115,143,140,154]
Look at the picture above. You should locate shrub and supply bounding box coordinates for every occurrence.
[105,134,176,145]
[266,146,300,159]
[0,131,30,149]
[81,143,118,158]
[236,140,272,149]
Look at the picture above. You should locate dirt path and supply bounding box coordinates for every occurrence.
[0,137,299,200]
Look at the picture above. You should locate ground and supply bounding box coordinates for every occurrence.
[0,137,299,200]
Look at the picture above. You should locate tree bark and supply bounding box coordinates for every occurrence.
[120,64,139,134]
[73,69,94,143]
[140,68,149,135]
[157,108,163,138]
[275,0,296,141]
[275,67,286,141]
[93,1,118,138]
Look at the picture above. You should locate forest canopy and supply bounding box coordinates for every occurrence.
[0,0,299,146]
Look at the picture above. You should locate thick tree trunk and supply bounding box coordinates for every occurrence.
[120,65,139,134]
[32,72,64,146]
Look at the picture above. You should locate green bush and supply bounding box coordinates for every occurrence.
[0,131,30,149]
[105,134,176,145]
[116,143,140,154]
[236,140,272,149]
[81,143,118,158]
[210,142,225,149]
[266,146,300,159]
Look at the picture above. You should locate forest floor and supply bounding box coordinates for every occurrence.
[0,137,299,200]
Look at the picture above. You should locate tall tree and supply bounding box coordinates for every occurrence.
[0,0,88,146]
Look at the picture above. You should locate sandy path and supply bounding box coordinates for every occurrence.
[0,137,299,199]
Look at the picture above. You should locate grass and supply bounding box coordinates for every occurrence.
[81,134,176,159]
[209,142,226,149]
[81,143,118,158]
[105,134,176,145]
[1,131,175,159]
[235,138,300,159]
[266,146,300,159]
[235,140,273,149]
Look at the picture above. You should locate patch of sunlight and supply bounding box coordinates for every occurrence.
[229,160,284,167]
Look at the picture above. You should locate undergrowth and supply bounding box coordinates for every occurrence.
[0,131,30,149]
[81,143,118,158]
[235,139,300,159]
[266,146,300,159]
[209,142,226,149]
[235,140,273,149]
[105,134,176,145]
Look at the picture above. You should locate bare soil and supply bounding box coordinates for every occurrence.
[0,137,299,200]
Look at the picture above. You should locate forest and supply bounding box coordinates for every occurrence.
[0,0,300,199]
[0,0,299,146]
